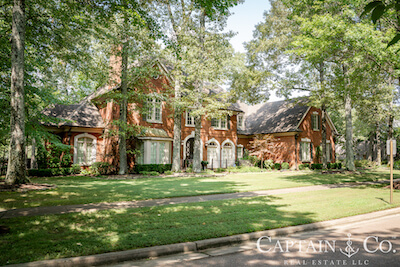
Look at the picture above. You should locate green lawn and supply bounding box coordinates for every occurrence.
[1,169,398,210]
[1,186,399,265]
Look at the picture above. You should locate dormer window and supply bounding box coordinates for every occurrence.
[144,97,162,123]
[311,112,320,131]
[237,114,244,129]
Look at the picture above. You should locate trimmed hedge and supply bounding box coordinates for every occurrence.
[311,163,323,170]
[28,165,80,177]
[274,163,281,170]
[299,163,310,170]
[281,162,290,170]
[133,164,172,174]
[327,162,342,169]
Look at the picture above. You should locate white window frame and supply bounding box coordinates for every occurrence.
[237,144,244,159]
[300,138,311,162]
[145,97,162,123]
[73,133,97,166]
[137,139,172,164]
[211,116,228,130]
[311,112,320,131]
[186,109,195,127]
[237,114,244,129]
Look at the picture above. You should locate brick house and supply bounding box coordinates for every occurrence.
[42,62,337,170]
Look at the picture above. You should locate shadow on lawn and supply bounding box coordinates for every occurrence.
[279,170,400,186]
[0,195,316,265]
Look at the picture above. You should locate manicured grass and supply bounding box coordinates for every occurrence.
[1,169,398,210]
[1,186,399,265]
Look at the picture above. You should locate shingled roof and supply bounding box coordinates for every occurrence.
[238,99,310,135]
[42,101,105,128]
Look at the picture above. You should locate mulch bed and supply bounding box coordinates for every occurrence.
[0,182,56,192]
[385,181,400,190]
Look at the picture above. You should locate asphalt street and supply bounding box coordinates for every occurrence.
[114,213,400,267]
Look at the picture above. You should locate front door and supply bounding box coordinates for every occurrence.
[185,138,194,167]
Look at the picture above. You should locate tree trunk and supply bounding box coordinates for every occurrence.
[376,123,381,166]
[171,78,182,172]
[193,115,202,172]
[368,133,373,161]
[118,24,129,175]
[192,8,206,173]
[6,0,28,185]
[321,104,327,168]
[318,62,327,169]
[345,93,355,171]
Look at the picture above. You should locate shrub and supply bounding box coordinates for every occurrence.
[274,163,281,170]
[28,167,78,177]
[264,159,274,170]
[281,162,290,170]
[311,163,323,170]
[299,163,310,170]
[139,171,160,176]
[71,164,81,174]
[354,160,376,169]
[90,162,112,175]
[394,160,400,170]
[186,167,193,173]
[164,170,173,175]
[133,164,172,174]
[215,168,225,173]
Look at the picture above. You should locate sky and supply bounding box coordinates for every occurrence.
[225,0,271,53]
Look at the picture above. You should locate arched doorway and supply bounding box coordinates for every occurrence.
[221,141,235,168]
[185,137,194,167]
[207,141,219,169]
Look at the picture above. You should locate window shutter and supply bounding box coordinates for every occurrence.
[310,143,313,161]
[227,115,231,129]
[311,115,315,130]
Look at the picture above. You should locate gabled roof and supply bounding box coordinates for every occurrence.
[238,99,310,135]
[42,101,105,128]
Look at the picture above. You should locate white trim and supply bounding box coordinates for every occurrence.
[73,133,97,165]
[237,114,245,130]
[137,136,173,141]
[301,138,311,142]
[237,144,244,147]
[296,107,311,129]
[206,138,220,168]
[182,131,203,160]
[221,139,236,168]
[312,111,319,114]
[326,113,339,135]
[211,117,228,130]
[145,97,163,124]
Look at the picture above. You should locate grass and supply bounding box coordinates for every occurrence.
[1,186,400,265]
[1,168,399,210]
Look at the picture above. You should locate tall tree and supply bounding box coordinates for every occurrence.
[6,0,28,185]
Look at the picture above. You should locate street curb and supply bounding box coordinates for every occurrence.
[7,207,400,267]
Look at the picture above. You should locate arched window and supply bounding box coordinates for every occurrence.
[74,133,97,165]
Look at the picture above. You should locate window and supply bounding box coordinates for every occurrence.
[211,116,228,130]
[150,142,157,164]
[136,142,144,164]
[326,142,332,162]
[300,142,311,162]
[186,110,195,126]
[144,97,162,123]
[237,146,243,159]
[74,134,96,166]
[237,114,244,129]
[311,113,320,131]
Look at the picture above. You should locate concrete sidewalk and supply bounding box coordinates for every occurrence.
[0,184,354,219]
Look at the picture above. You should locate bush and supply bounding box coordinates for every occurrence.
[90,162,112,175]
[281,162,290,170]
[164,170,173,175]
[264,159,274,170]
[354,160,376,169]
[311,163,323,170]
[28,167,78,177]
[299,163,310,170]
[71,164,81,174]
[327,163,342,170]
[394,160,400,170]
[139,171,160,176]
[133,164,172,174]
[215,168,225,173]
[274,163,281,170]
